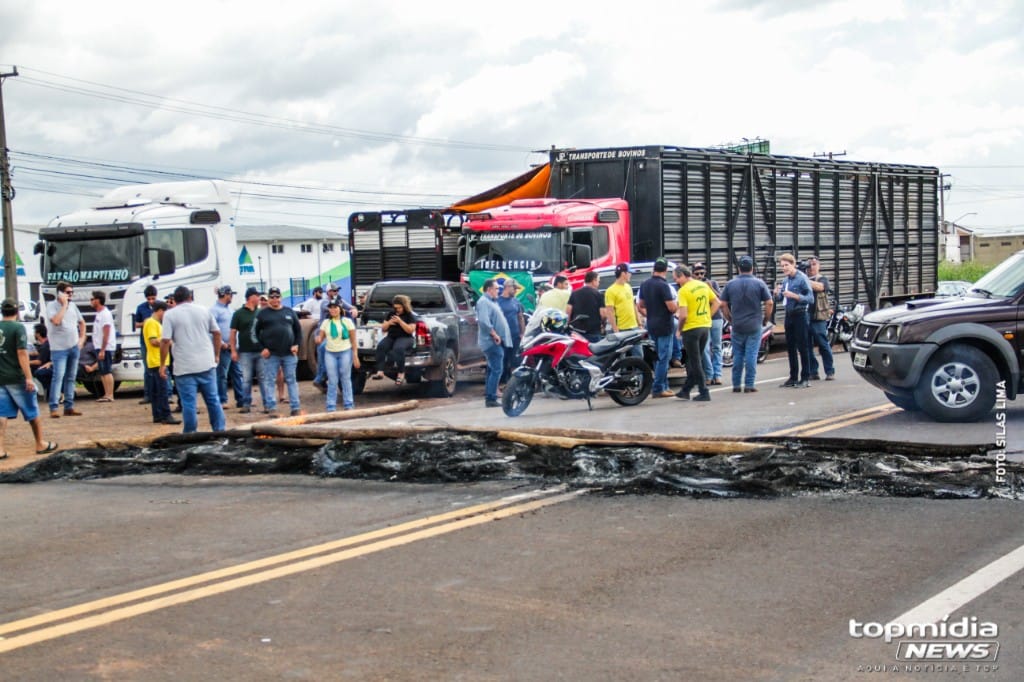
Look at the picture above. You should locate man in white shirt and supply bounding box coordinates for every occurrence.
[90,291,117,402]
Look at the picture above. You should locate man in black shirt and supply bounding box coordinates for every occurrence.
[566,271,606,343]
[254,287,304,416]
[638,258,678,398]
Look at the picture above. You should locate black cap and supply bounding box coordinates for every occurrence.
[0,298,17,316]
[327,299,341,307]
[244,286,260,298]
[653,258,668,272]
[268,286,282,296]
[738,255,754,271]
[615,263,631,276]
[217,285,236,296]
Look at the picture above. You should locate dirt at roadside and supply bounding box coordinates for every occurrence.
[0,378,474,473]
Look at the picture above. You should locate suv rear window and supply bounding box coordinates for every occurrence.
[368,284,447,311]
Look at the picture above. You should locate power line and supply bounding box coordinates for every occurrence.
[14,67,534,153]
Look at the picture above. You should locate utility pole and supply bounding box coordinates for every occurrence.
[0,66,19,302]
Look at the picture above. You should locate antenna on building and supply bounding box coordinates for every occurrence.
[813,150,847,160]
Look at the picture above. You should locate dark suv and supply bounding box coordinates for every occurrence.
[850,251,1024,422]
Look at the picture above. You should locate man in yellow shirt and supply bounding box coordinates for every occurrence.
[143,301,179,425]
[604,263,639,332]
[674,264,719,401]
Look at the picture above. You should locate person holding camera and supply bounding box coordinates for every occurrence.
[774,253,814,388]
[369,295,417,385]
[805,257,835,381]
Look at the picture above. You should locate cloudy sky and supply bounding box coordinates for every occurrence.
[2,0,1022,231]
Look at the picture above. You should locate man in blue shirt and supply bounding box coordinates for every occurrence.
[476,279,511,408]
[211,286,242,407]
[134,285,159,405]
[496,279,526,384]
[774,253,814,388]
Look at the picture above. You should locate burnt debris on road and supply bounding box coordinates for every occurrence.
[0,427,1018,500]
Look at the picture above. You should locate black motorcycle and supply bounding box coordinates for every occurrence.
[826,303,863,353]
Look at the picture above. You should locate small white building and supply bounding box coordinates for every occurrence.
[235,225,351,307]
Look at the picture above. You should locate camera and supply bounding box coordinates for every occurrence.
[796,259,810,273]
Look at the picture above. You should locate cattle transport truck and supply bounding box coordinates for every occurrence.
[462,146,940,308]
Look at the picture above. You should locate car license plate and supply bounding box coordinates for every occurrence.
[852,352,867,368]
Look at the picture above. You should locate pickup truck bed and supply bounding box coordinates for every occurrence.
[353,281,486,397]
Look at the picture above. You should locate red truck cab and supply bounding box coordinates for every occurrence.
[461,198,630,289]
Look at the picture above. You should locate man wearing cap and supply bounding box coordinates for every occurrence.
[211,285,242,408]
[254,286,304,417]
[638,259,679,398]
[720,256,774,393]
[159,286,226,433]
[538,275,571,312]
[605,264,639,334]
[0,298,58,458]
[301,286,324,317]
[230,287,266,414]
[134,284,159,405]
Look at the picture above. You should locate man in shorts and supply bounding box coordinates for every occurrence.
[0,298,58,458]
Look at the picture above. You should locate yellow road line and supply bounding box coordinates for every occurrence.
[0,488,573,640]
[765,404,898,437]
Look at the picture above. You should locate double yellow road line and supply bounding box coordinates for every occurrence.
[765,403,899,437]
[0,487,584,654]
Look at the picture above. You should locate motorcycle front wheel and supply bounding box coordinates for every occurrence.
[606,356,653,406]
[721,338,734,367]
[501,374,536,417]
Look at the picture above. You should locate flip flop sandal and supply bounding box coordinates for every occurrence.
[0,452,8,460]
[370,373,384,381]
[36,442,58,455]
[395,376,405,385]
[96,397,114,403]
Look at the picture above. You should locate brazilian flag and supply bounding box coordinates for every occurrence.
[468,271,537,311]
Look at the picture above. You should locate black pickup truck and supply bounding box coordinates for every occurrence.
[850,250,1024,422]
[353,280,485,397]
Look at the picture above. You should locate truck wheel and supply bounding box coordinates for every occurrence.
[429,348,458,398]
[83,380,102,398]
[352,371,366,396]
[913,345,997,422]
[884,392,920,412]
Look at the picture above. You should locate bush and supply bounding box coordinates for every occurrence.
[938,261,993,283]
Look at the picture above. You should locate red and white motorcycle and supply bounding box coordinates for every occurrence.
[502,309,653,417]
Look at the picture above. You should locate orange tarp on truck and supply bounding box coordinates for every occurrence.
[448,163,551,213]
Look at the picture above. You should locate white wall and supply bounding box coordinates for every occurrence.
[237,237,351,306]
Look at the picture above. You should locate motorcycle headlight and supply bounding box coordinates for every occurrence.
[878,324,901,343]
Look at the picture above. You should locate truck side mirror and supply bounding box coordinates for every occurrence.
[146,247,177,277]
[573,244,592,269]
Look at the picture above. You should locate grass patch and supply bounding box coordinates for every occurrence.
[938,261,994,283]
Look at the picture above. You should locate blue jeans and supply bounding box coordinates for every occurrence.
[314,340,327,384]
[236,351,265,409]
[483,343,504,402]
[147,366,172,421]
[49,345,80,412]
[702,318,724,380]
[730,330,761,389]
[175,369,226,433]
[216,348,231,405]
[261,354,300,412]
[808,319,835,377]
[651,332,673,393]
[784,311,811,382]
[324,348,354,410]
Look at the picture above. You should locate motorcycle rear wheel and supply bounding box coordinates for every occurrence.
[606,357,653,406]
[501,374,535,417]
[721,339,734,367]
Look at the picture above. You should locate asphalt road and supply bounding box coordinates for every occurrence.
[0,351,1021,680]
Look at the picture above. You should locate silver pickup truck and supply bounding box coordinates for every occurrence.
[353,280,486,397]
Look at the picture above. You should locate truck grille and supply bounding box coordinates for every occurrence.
[854,322,879,344]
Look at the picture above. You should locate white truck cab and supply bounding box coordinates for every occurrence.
[35,180,245,385]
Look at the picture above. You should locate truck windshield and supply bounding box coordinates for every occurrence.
[969,251,1024,298]
[43,235,143,284]
[466,231,562,274]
